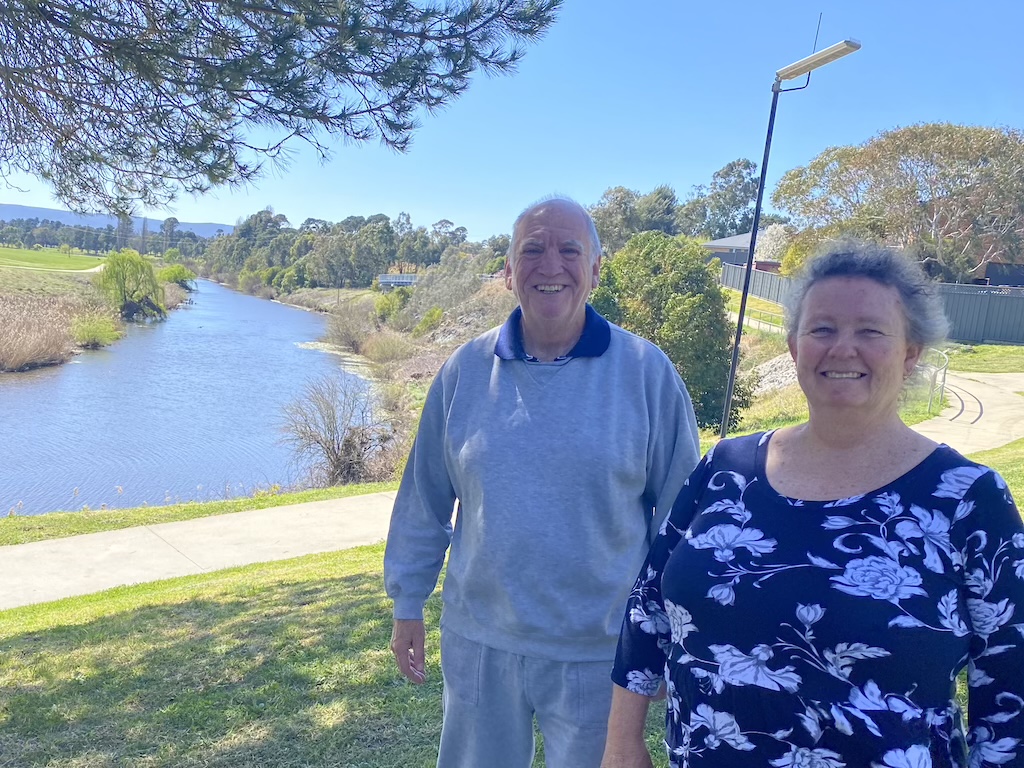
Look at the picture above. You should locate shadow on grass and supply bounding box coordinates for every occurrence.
[0,568,444,767]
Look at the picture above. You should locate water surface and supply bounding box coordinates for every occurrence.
[0,281,362,515]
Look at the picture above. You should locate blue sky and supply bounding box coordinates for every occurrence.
[4,0,1023,240]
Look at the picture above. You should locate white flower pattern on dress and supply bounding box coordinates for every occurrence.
[613,432,1024,768]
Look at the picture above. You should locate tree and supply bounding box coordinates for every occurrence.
[115,214,134,250]
[97,249,166,318]
[772,124,1024,281]
[280,373,392,486]
[753,223,793,265]
[160,217,180,253]
[672,159,789,240]
[157,264,198,290]
[590,187,640,255]
[635,185,679,236]
[591,232,751,429]
[0,0,561,213]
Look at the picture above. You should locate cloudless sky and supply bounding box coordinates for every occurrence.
[4,0,1024,240]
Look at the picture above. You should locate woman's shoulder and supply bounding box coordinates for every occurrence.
[701,431,771,474]
[899,444,1018,516]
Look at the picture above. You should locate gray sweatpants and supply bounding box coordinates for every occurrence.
[436,630,613,768]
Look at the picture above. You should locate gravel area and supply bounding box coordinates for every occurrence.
[753,353,798,395]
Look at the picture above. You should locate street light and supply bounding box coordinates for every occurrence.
[718,39,861,439]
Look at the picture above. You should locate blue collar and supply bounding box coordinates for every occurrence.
[494,304,611,360]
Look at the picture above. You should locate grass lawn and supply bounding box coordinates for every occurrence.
[0,246,103,271]
[0,264,98,298]
[0,545,670,768]
[945,343,1024,373]
[723,287,785,327]
[0,482,399,547]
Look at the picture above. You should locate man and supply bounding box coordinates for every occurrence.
[384,197,700,768]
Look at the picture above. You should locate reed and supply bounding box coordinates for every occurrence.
[0,294,77,371]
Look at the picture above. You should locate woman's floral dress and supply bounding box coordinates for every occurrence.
[612,431,1024,768]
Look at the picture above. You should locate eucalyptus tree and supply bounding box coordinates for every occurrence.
[773,123,1024,281]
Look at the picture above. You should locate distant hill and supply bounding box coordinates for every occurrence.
[0,203,233,238]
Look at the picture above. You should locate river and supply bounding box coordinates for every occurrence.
[0,281,365,516]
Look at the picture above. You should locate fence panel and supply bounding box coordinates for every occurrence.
[720,263,791,305]
[720,264,1024,345]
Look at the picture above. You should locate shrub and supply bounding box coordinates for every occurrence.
[157,264,197,289]
[361,330,416,363]
[162,282,189,309]
[237,268,262,294]
[374,287,412,323]
[327,296,375,353]
[412,306,443,337]
[71,310,122,348]
[279,373,394,486]
[592,232,751,430]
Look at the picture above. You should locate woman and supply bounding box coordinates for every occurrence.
[602,241,1024,768]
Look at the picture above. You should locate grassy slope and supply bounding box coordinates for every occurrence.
[946,343,1024,373]
[0,264,99,297]
[0,545,669,768]
[0,246,103,270]
[722,287,785,326]
[0,482,398,547]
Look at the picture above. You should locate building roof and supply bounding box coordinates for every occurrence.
[702,231,752,250]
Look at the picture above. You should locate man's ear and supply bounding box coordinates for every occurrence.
[504,257,513,291]
[591,256,601,289]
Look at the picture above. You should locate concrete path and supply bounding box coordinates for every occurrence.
[0,492,397,611]
[911,371,1024,454]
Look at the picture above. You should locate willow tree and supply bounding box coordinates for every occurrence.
[98,249,166,318]
[0,0,561,214]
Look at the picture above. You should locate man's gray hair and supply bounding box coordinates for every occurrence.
[785,238,950,347]
[507,195,602,266]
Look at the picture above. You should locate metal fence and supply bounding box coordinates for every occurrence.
[934,283,1024,344]
[720,262,1024,345]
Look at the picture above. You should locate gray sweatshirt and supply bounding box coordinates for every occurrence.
[384,307,700,661]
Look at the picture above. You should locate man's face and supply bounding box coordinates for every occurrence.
[505,201,600,336]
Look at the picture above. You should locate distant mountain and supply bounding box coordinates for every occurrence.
[0,203,233,238]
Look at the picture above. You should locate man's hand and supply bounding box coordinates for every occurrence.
[601,745,655,768]
[390,619,426,684]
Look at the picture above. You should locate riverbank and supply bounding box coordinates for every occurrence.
[0,279,349,516]
[0,250,192,372]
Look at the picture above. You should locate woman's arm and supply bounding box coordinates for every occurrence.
[961,469,1024,764]
[601,684,656,768]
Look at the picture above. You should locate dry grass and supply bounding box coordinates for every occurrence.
[0,294,78,371]
[286,287,372,312]
[361,330,417,364]
[736,383,810,432]
[426,279,517,347]
[738,328,790,372]
[163,282,189,309]
[326,295,376,353]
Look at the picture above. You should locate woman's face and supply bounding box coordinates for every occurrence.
[789,276,922,418]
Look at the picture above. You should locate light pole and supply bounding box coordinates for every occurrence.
[719,39,862,438]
